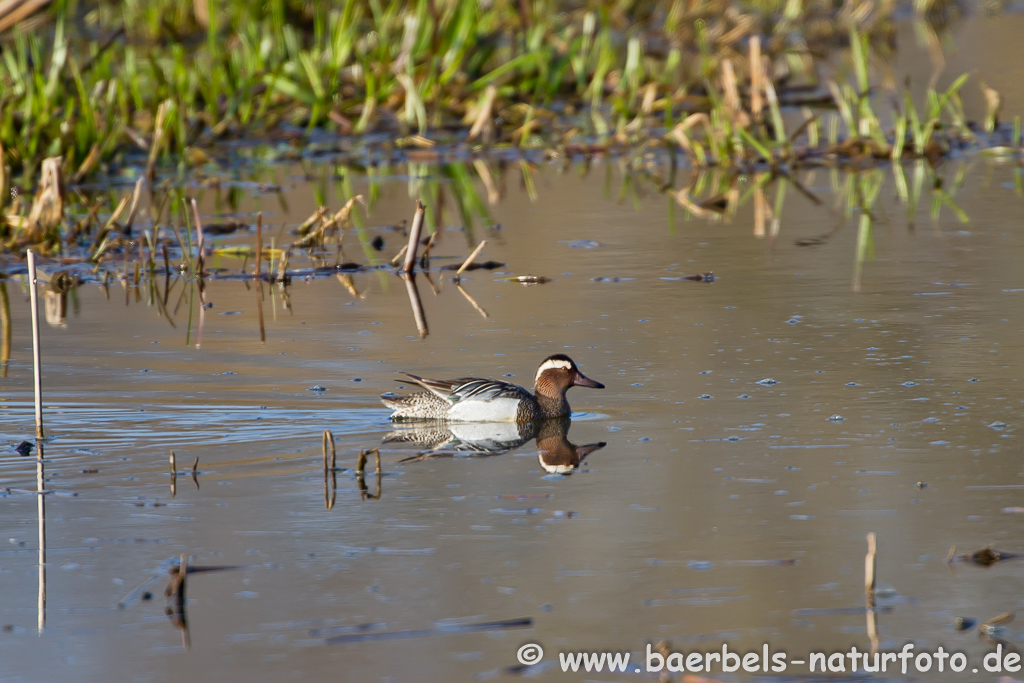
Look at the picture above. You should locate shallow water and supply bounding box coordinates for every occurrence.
[5,143,1024,680]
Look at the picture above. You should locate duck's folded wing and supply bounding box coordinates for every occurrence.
[400,374,525,403]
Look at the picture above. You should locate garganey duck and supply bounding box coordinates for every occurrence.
[381,354,604,422]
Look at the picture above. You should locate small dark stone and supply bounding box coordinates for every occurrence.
[954,616,976,631]
[141,591,153,601]
[371,235,385,251]
[15,441,33,457]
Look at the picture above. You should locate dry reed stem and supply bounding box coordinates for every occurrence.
[122,178,144,233]
[402,201,425,274]
[169,450,176,497]
[0,0,52,34]
[750,36,762,122]
[145,101,170,182]
[26,250,44,438]
[322,430,336,472]
[456,240,487,279]
[27,157,63,240]
[468,85,497,142]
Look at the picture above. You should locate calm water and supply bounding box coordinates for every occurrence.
[5,55,1024,683]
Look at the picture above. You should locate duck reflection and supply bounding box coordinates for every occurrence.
[385,417,606,473]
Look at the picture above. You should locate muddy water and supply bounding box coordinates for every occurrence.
[3,156,1024,682]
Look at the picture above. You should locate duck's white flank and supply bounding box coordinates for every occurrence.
[534,358,572,383]
[446,397,522,422]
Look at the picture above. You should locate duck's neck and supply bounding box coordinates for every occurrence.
[534,391,570,418]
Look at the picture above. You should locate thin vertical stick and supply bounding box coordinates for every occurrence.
[169,450,177,498]
[27,250,44,439]
[401,201,425,274]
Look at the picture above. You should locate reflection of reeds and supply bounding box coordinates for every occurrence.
[36,442,45,632]
[402,273,428,339]
[356,448,382,501]
[164,554,190,650]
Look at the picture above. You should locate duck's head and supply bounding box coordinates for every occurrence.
[533,354,604,398]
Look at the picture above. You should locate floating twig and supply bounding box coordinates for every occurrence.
[505,275,551,284]
[980,611,1015,635]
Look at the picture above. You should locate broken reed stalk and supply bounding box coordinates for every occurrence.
[322,430,336,472]
[169,450,177,497]
[356,448,381,475]
[401,201,425,274]
[455,240,487,281]
[26,250,44,439]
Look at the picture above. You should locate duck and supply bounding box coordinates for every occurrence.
[381,354,604,422]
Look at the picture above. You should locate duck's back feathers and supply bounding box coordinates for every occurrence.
[400,373,530,403]
[383,374,536,421]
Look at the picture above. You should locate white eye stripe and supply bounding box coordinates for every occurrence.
[535,359,573,381]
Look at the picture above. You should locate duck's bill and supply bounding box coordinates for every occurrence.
[573,372,605,389]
